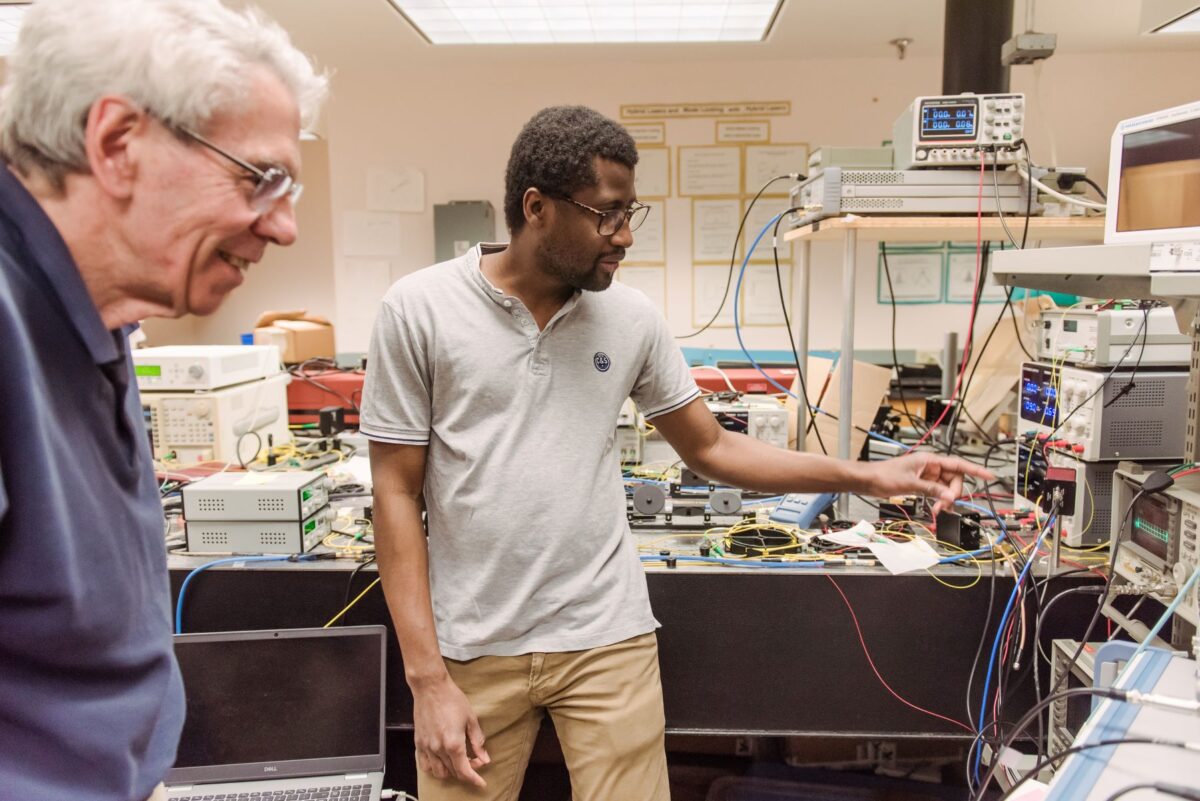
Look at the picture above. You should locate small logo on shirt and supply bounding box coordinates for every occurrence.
[593,352,611,372]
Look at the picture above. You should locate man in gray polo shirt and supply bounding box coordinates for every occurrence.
[362,105,991,801]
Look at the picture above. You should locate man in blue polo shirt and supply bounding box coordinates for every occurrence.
[0,2,326,799]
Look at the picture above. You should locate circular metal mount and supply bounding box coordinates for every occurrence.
[633,485,666,516]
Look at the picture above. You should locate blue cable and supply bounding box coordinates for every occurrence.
[175,555,300,634]
[972,513,1056,783]
[639,554,824,569]
[731,214,911,453]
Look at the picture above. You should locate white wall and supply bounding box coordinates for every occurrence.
[311,46,1200,356]
[42,7,1195,357]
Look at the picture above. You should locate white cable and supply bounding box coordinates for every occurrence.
[1017,167,1107,211]
[691,364,738,394]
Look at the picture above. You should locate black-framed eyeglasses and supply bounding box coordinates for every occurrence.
[177,126,303,214]
[549,195,650,236]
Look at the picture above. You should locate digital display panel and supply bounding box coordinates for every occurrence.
[1019,365,1058,426]
[1117,115,1200,232]
[135,364,162,377]
[1130,492,1172,562]
[920,100,978,140]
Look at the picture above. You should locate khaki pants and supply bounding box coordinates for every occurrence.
[145,784,167,801]
[419,631,669,801]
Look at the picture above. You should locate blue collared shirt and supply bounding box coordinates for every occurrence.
[0,165,185,801]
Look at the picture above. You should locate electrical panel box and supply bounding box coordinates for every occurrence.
[185,506,334,555]
[789,167,1036,229]
[133,345,281,391]
[1036,306,1189,367]
[706,397,789,449]
[141,372,290,465]
[182,470,332,522]
[434,200,496,263]
[1110,465,1200,628]
[1018,362,1188,461]
[893,93,1026,169]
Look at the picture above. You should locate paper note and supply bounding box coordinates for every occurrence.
[947,251,1006,302]
[343,211,402,257]
[868,537,941,575]
[624,204,665,263]
[743,200,794,260]
[717,121,770,143]
[679,146,741,196]
[693,198,742,262]
[636,148,671,198]
[367,166,425,213]
[878,251,943,302]
[744,144,808,194]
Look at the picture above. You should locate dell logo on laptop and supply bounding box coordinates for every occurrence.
[263,766,278,773]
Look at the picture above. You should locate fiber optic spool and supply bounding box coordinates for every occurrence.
[709,489,742,515]
[632,485,666,515]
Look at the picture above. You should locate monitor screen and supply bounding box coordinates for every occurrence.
[1019,364,1059,427]
[920,99,978,141]
[1130,492,1172,563]
[1117,116,1200,233]
[173,630,382,770]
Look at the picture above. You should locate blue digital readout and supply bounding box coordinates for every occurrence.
[1019,367,1059,426]
[920,100,977,140]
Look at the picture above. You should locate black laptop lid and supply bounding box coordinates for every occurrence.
[168,626,386,785]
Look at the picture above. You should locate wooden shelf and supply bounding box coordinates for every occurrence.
[783,215,1106,244]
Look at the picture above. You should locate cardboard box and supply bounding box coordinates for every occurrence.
[253,310,335,364]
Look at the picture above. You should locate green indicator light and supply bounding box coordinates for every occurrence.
[304,519,316,534]
[302,489,312,501]
[135,365,162,377]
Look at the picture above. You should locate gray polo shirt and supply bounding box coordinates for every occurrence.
[362,244,699,659]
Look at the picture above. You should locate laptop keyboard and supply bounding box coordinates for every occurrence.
[180,784,372,800]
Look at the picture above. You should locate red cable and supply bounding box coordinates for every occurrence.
[910,153,987,449]
[825,576,973,733]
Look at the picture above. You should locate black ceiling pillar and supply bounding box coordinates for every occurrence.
[943,0,1014,95]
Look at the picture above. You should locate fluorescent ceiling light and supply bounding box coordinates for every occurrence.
[386,0,784,44]
[1156,9,1200,31]
[0,4,31,58]
[1140,0,1200,32]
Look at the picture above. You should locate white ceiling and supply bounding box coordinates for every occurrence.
[2,1,1197,65]
[244,0,1200,66]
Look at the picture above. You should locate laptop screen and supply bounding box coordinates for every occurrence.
[169,626,386,784]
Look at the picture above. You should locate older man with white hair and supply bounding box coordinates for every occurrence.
[0,1,326,799]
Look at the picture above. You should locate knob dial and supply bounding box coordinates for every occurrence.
[187,363,205,380]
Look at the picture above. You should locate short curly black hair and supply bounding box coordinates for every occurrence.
[504,105,638,233]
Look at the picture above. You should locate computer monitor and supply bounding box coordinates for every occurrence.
[1104,99,1200,245]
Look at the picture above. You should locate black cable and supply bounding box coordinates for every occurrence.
[944,243,993,453]
[1044,311,1150,443]
[879,242,929,440]
[771,207,828,455]
[996,738,1192,801]
[339,556,377,626]
[679,174,798,339]
[1079,176,1108,202]
[972,686,1130,799]
[1103,306,1150,409]
[236,430,263,469]
[1045,491,1143,704]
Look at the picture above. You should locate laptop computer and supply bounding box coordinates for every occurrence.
[166,625,387,801]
